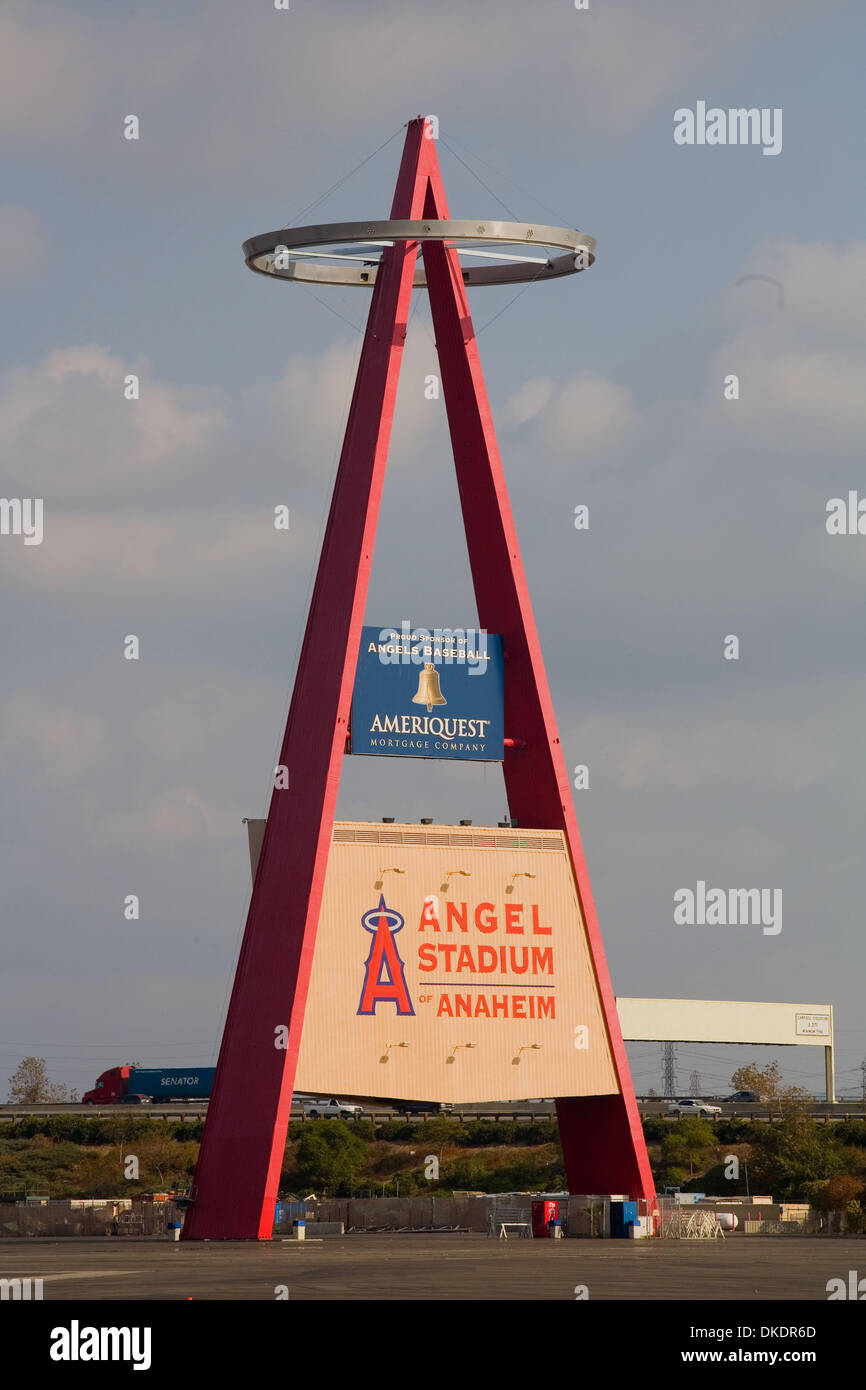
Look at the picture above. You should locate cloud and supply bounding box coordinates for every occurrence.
[537,372,635,458]
[612,824,789,880]
[0,0,824,187]
[731,348,866,443]
[0,204,47,287]
[132,679,278,764]
[728,240,866,344]
[504,377,555,427]
[714,241,866,450]
[568,689,844,792]
[501,236,866,643]
[0,2,198,149]
[265,332,440,478]
[92,787,238,853]
[0,510,308,594]
[0,329,442,601]
[0,346,225,501]
[0,692,106,784]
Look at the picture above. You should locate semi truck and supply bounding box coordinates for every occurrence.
[82,1065,216,1104]
[82,1064,450,1113]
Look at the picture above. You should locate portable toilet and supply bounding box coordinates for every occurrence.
[610,1199,638,1238]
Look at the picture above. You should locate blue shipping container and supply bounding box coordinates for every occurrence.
[129,1068,216,1099]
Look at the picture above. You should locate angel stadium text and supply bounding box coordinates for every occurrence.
[419,944,553,973]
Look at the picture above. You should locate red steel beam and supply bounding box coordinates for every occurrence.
[183,119,444,1239]
[419,183,655,1204]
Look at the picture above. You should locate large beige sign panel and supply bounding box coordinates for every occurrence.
[293,822,619,1103]
[616,998,833,1047]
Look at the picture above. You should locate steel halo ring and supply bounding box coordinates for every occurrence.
[242,218,596,289]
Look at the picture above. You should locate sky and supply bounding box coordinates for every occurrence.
[1,0,864,1102]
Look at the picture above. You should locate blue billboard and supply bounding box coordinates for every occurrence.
[350,623,504,762]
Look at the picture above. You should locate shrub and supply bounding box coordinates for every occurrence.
[641,1119,667,1144]
[380,1169,423,1196]
[414,1118,464,1146]
[511,1120,558,1147]
[292,1121,368,1196]
[835,1121,866,1150]
[374,1119,419,1143]
[714,1118,750,1145]
[847,1200,865,1234]
[748,1116,858,1199]
[440,1147,562,1195]
[682,1161,748,1196]
[457,1121,513,1148]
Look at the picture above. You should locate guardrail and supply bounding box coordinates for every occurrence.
[0,1105,557,1123]
[1,1101,862,1123]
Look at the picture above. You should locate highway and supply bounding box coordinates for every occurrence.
[1,1100,865,1122]
[0,1102,552,1122]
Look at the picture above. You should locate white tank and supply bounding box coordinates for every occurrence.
[715,1212,739,1231]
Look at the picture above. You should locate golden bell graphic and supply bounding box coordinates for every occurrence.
[412,662,447,713]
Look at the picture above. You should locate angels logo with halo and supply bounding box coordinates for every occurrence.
[357,895,415,1016]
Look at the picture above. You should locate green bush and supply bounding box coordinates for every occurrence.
[441,1156,482,1191]
[379,1169,423,1196]
[748,1117,858,1199]
[457,1120,513,1147]
[4,1114,206,1147]
[440,1147,563,1195]
[660,1117,715,1176]
[641,1119,667,1144]
[7,1116,144,1146]
[414,1117,464,1146]
[714,1118,750,1145]
[292,1120,368,1196]
[682,1161,749,1196]
[835,1121,866,1149]
[511,1120,558,1147]
[374,1119,419,1142]
[167,1121,204,1142]
[847,1200,865,1234]
[368,1147,417,1177]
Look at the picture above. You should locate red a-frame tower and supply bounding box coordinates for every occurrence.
[183,117,655,1240]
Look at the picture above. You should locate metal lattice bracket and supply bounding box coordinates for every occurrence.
[243,219,596,289]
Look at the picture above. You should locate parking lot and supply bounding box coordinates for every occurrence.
[0,1235,855,1301]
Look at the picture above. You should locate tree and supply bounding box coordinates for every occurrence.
[777,1085,812,1117]
[824,1175,864,1210]
[730,1061,781,1100]
[7,1057,77,1104]
[748,1115,857,1199]
[847,1200,865,1234]
[662,1117,715,1178]
[292,1121,368,1195]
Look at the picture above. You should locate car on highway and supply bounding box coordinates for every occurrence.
[666,1098,722,1117]
[302,1097,364,1119]
[724,1090,763,1104]
[394,1101,453,1117]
